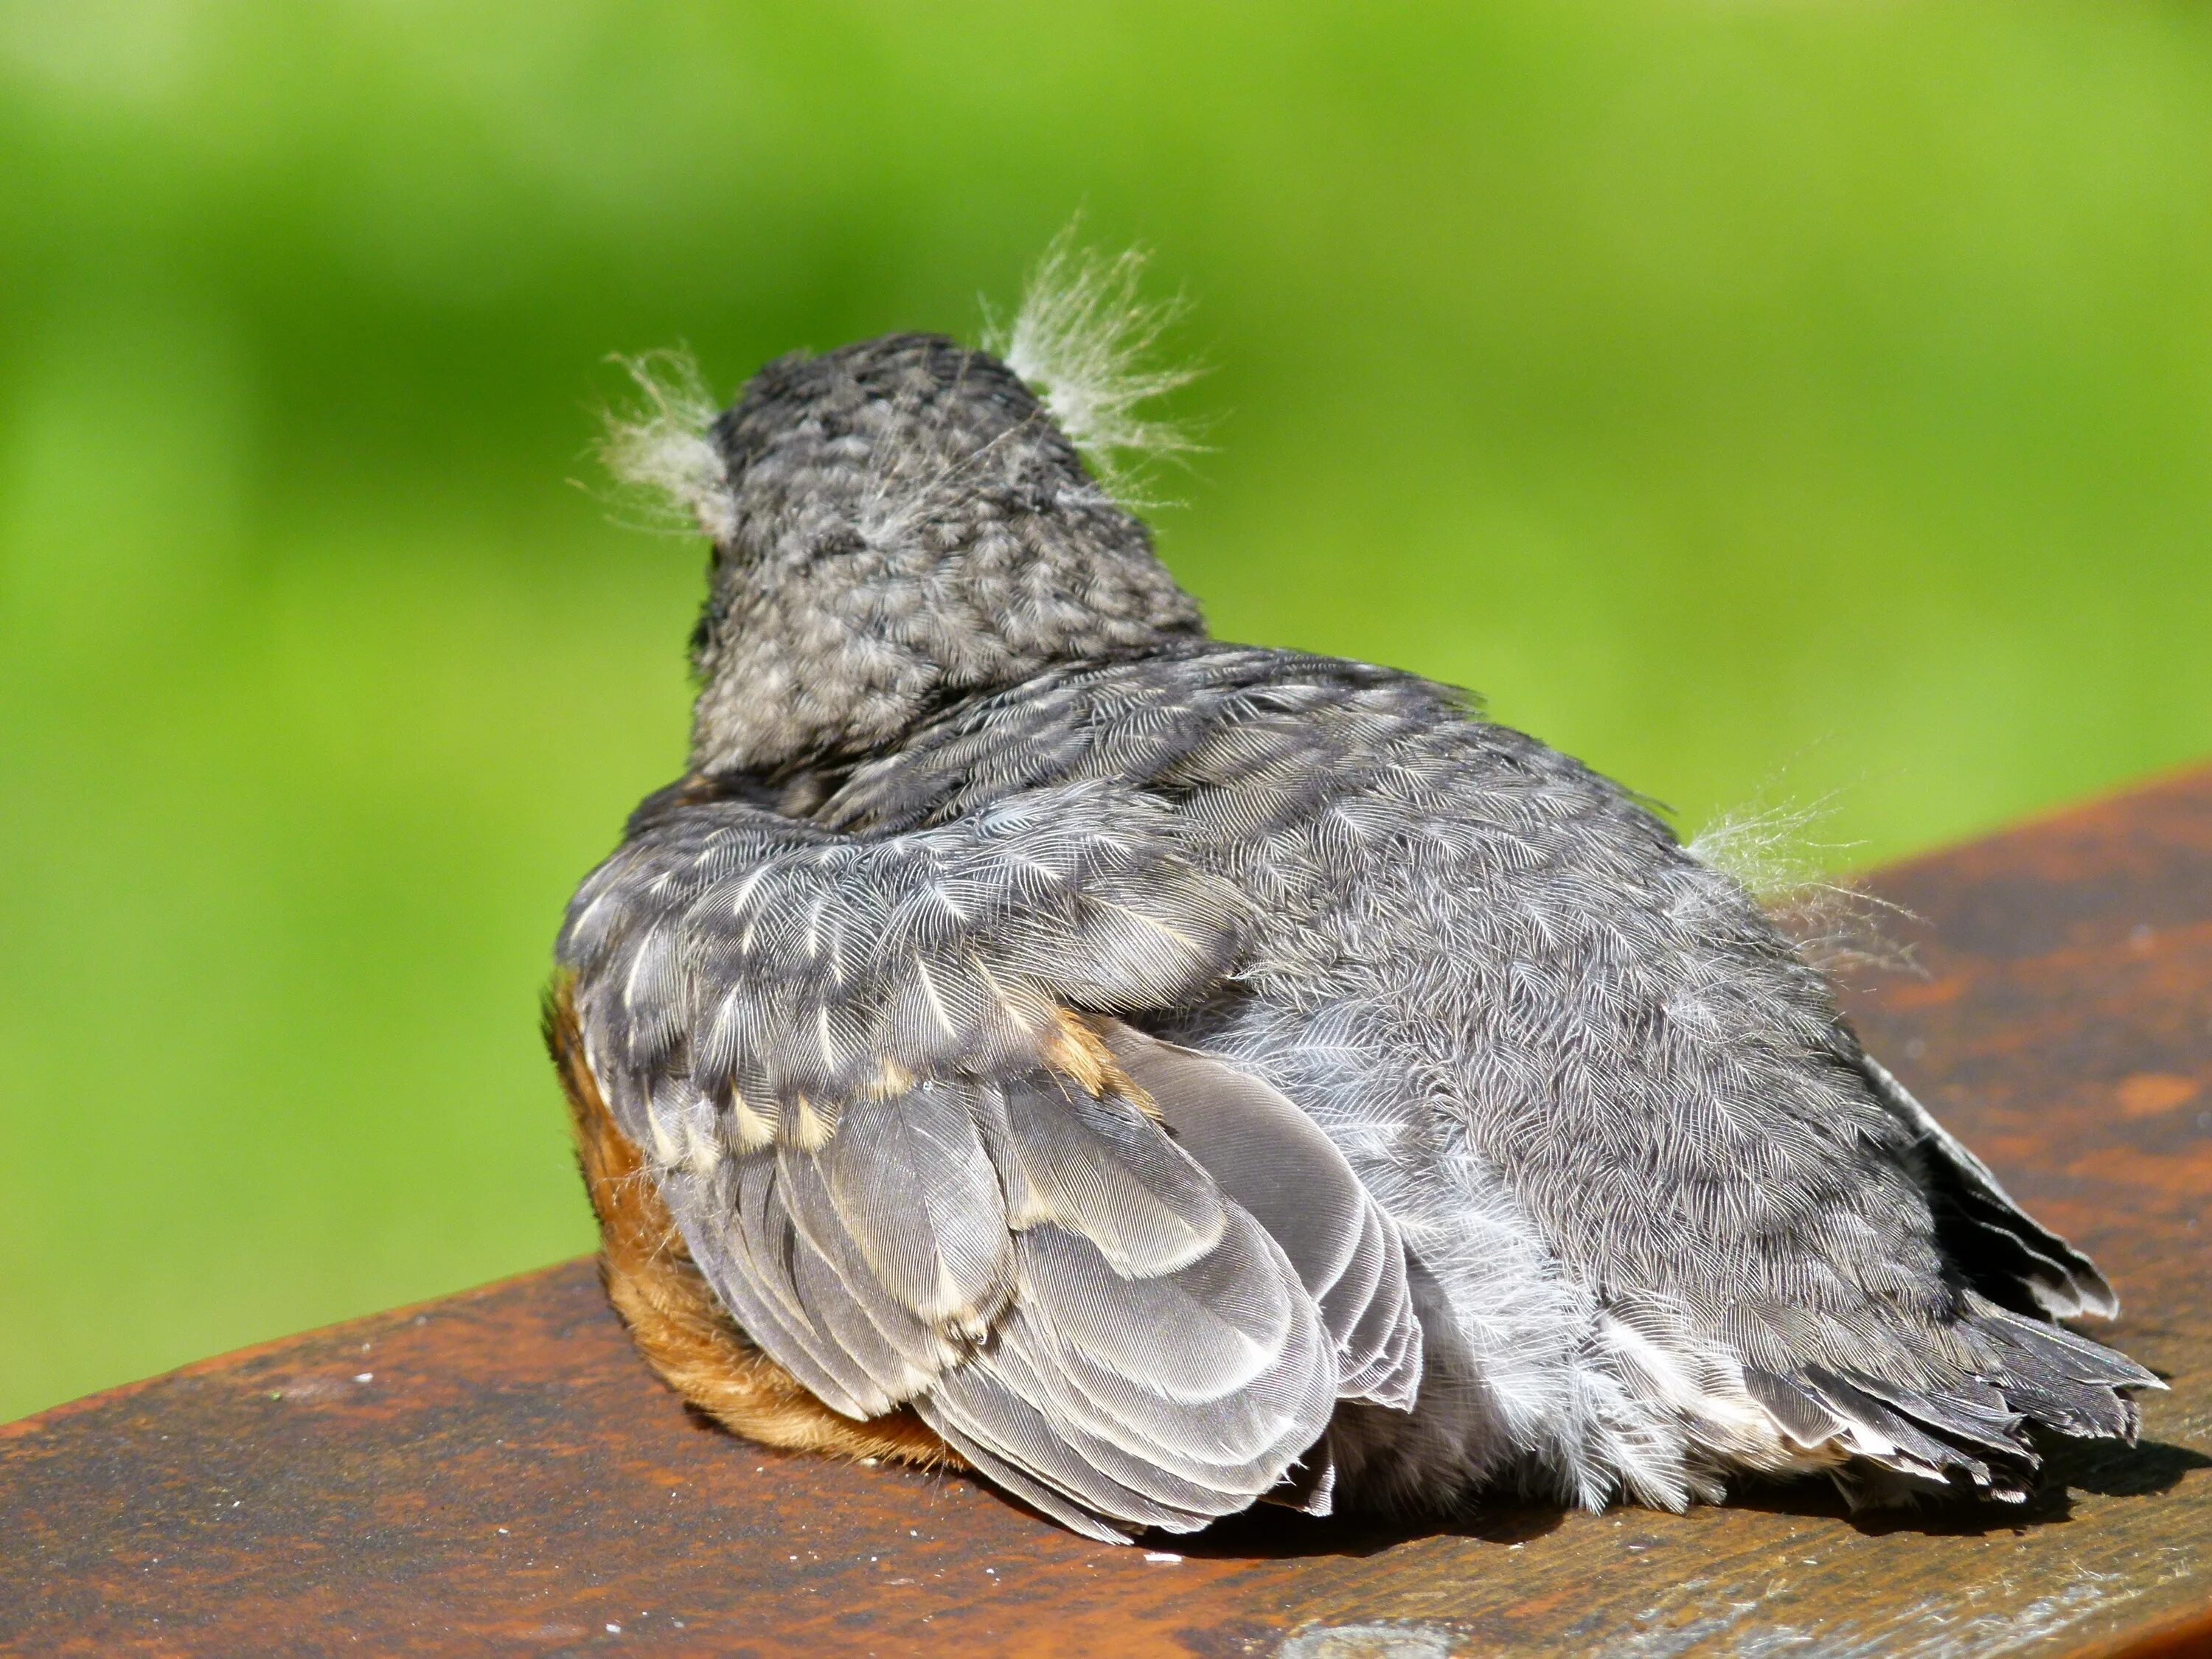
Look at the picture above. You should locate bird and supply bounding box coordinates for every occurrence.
[546,253,2156,1543]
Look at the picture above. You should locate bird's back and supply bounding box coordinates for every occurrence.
[810,639,2148,1511]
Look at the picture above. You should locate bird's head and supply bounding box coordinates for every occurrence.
[605,325,1203,782]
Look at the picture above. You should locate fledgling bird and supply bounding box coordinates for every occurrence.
[548,255,2155,1542]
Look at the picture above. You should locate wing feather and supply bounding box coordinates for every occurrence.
[1004,1275,1334,1481]
[987,1076,1225,1276]
[1102,1025,1424,1411]
[1859,1053,2119,1319]
[917,1371,1203,1540]
[559,783,1427,1538]
[814,1082,1012,1327]
[641,1066,1351,1537]
[664,1160,888,1419]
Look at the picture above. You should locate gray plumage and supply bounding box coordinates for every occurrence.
[557,330,2154,1541]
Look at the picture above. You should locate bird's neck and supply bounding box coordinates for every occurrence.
[686,545,1203,779]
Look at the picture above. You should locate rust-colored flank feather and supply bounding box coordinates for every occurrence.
[543,977,956,1470]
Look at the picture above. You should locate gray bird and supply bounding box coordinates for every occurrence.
[549,313,2154,1543]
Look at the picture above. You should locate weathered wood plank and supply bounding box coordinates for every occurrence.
[4,769,2209,1658]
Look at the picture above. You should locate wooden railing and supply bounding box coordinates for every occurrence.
[5,769,2209,1658]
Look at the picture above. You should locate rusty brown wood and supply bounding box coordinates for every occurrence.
[4,769,2210,1659]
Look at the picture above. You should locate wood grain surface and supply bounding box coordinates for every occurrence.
[5,769,2210,1659]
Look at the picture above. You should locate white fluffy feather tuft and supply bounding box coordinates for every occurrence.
[985,222,1202,495]
[599,348,737,542]
[1688,796,1915,977]
[1686,796,1842,902]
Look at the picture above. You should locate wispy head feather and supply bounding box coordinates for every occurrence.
[1688,794,1917,979]
[599,348,737,542]
[984,221,1203,496]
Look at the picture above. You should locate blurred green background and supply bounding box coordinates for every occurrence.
[4,1,2210,1423]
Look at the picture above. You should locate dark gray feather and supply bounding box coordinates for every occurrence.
[1859,1054,2119,1321]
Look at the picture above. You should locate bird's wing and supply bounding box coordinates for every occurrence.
[558,780,1417,1540]
[1098,1024,1422,1411]
[1857,1051,2119,1320]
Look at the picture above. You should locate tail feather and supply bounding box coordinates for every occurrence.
[1978,1301,2160,1391]
[1801,1368,2013,1495]
[1745,1294,2159,1507]
[1742,1366,1850,1451]
[1843,1373,2026,1460]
